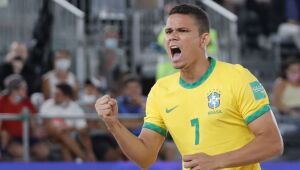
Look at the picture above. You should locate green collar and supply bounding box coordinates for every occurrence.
[179,57,216,89]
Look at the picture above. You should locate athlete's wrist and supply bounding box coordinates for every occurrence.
[212,154,226,169]
[104,118,122,133]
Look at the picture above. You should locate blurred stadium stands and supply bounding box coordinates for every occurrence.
[1,0,300,168]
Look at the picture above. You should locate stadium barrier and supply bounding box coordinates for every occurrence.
[0,111,143,162]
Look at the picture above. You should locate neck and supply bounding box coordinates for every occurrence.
[180,57,210,84]
[9,94,19,104]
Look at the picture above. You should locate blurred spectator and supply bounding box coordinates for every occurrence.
[79,79,103,131]
[98,25,128,90]
[117,75,146,115]
[116,75,145,136]
[42,49,79,100]
[0,74,49,161]
[80,79,102,114]
[40,83,95,161]
[277,0,300,54]
[0,42,40,95]
[272,57,300,117]
[115,75,179,161]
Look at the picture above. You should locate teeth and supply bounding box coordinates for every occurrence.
[170,45,179,49]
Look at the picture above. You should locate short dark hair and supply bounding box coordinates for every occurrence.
[4,74,26,93]
[122,75,141,87]
[56,83,73,98]
[280,57,300,79]
[169,4,210,34]
[54,49,71,58]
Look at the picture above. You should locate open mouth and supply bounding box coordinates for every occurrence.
[170,46,181,58]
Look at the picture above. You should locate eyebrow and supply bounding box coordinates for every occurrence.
[165,27,191,32]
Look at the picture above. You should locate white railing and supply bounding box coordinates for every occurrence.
[199,0,240,63]
[0,112,143,162]
[51,0,86,84]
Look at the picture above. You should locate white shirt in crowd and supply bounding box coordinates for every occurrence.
[40,99,87,130]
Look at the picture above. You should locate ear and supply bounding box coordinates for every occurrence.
[200,33,210,48]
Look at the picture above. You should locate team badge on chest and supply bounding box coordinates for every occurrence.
[207,90,221,109]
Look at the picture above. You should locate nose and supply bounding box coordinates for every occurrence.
[166,32,179,43]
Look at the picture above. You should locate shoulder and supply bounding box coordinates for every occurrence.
[273,78,286,90]
[42,71,54,80]
[217,60,250,75]
[218,61,257,81]
[152,72,180,92]
[23,98,36,112]
[41,99,55,109]
[69,102,84,113]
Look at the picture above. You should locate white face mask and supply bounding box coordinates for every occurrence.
[104,38,118,49]
[82,94,97,104]
[55,59,71,71]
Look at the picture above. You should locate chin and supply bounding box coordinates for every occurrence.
[172,64,183,69]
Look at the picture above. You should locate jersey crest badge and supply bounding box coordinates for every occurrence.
[208,91,220,109]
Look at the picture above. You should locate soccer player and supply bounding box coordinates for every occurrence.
[95,4,283,170]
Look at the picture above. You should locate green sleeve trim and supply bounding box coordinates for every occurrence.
[244,104,270,125]
[143,122,167,137]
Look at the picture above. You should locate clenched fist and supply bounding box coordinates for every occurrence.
[95,95,118,122]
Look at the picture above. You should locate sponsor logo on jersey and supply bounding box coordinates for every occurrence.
[250,81,266,100]
[165,105,178,113]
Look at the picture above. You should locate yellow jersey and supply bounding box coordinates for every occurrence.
[143,57,270,170]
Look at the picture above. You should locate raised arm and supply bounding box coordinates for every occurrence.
[183,111,283,169]
[95,95,165,169]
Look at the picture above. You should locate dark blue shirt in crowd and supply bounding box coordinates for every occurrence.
[116,95,146,136]
[285,0,300,20]
[116,96,146,115]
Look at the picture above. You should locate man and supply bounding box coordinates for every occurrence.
[116,75,146,136]
[40,83,95,161]
[0,74,49,161]
[95,4,283,170]
[117,75,146,115]
[0,42,39,95]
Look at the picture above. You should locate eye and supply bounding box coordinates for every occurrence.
[165,29,172,34]
[178,28,189,32]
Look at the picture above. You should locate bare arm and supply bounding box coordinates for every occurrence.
[72,79,80,100]
[95,95,165,169]
[184,111,283,169]
[42,77,51,100]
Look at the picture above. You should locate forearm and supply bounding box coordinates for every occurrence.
[79,128,93,152]
[105,119,156,168]
[215,134,283,168]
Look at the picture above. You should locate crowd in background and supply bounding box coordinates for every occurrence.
[0,0,300,163]
[0,40,177,162]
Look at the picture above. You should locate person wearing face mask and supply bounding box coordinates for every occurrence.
[80,79,102,114]
[98,26,128,90]
[42,49,79,100]
[40,83,96,162]
[272,57,300,117]
[0,74,50,161]
[0,42,39,95]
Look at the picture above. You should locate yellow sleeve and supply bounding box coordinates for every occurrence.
[234,66,270,125]
[143,84,168,137]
